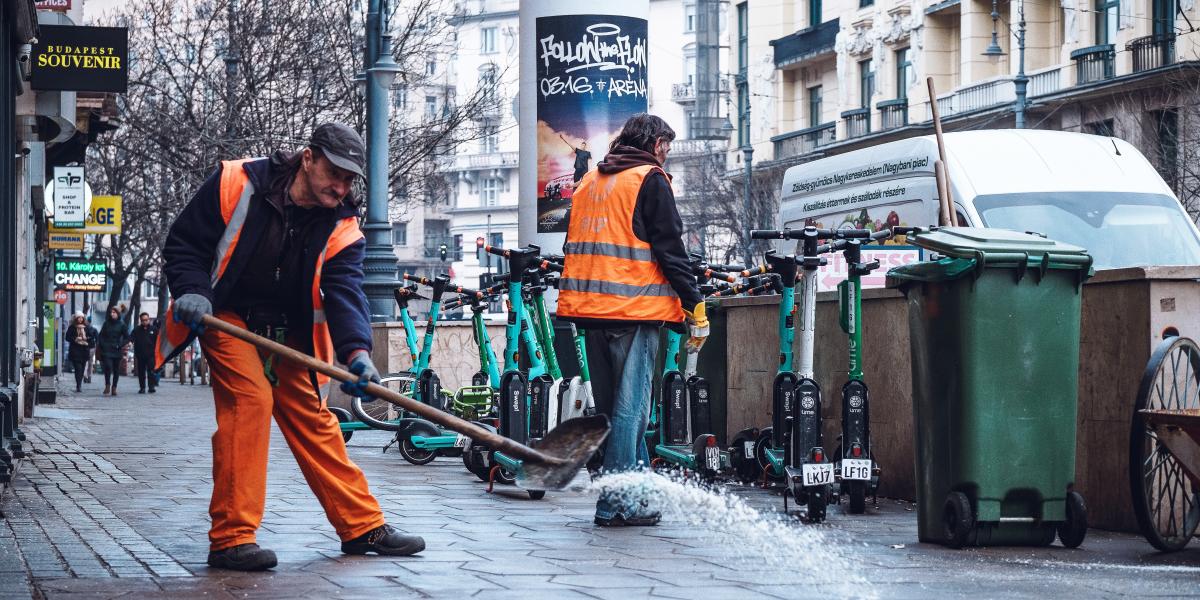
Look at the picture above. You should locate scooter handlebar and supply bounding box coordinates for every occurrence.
[750,227,872,240]
[401,272,432,285]
[539,259,564,273]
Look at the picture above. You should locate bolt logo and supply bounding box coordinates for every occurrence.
[849,395,863,409]
[801,395,815,410]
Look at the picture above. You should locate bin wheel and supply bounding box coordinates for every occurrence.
[528,490,546,500]
[942,491,974,549]
[1057,491,1088,548]
[1129,336,1200,552]
[329,407,353,443]
[847,480,867,515]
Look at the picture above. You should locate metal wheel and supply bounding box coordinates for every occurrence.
[350,375,412,431]
[1130,336,1200,552]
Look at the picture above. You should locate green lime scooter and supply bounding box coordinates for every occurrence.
[747,227,869,522]
[834,230,892,513]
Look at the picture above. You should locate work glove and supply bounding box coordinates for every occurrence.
[341,350,381,399]
[682,301,710,353]
[173,294,212,334]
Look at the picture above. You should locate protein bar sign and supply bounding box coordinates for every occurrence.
[54,259,108,292]
[31,25,128,93]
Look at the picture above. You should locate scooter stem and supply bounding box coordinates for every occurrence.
[798,268,818,380]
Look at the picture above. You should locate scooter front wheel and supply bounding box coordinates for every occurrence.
[399,437,438,465]
[806,484,828,523]
[329,406,354,443]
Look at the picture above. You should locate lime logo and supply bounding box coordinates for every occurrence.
[850,395,863,408]
[801,395,815,410]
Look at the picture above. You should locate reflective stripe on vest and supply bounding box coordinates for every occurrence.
[557,164,685,324]
[310,216,365,389]
[155,158,259,368]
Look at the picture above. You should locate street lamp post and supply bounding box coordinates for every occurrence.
[741,143,754,267]
[361,0,404,322]
[983,0,1028,128]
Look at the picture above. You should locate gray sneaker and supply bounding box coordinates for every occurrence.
[207,543,277,571]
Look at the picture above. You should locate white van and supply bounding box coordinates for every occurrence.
[778,129,1200,270]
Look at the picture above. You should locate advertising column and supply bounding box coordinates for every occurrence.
[518,1,650,253]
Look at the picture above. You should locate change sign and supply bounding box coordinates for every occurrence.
[54,259,107,292]
[52,166,86,228]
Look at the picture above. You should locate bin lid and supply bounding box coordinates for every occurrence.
[907,227,1088,259]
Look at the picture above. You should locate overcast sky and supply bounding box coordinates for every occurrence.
[82,0,126,23]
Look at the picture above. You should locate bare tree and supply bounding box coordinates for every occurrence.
[672,147,783,266]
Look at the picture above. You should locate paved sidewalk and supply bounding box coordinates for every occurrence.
[0,379,1197,599]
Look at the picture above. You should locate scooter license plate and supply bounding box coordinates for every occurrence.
[801,463,834,486]
[841,458,872,481]
[704,446,721,471]
[743,441,755,459]
[454,434,470,448]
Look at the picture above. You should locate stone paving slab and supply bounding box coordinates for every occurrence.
[0,381,1197,599]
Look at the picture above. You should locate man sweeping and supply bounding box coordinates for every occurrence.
[158,123,424,571]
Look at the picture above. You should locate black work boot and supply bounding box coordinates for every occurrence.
[207,543,278,571]
[341,524,425,556]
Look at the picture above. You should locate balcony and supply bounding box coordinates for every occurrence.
[771,122,836,160]
[1027,66,1064,97]
[437,151,519,172]
[925,76,1016,119]
[877,99,909,130]
[1128,34,1175,73]
[672,83,696,103]
[1071,44,1116,85]
[842,108,871,138]
[670,138,729,156]
[771,19,839,69]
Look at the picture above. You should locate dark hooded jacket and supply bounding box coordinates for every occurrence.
[162,152,371,363]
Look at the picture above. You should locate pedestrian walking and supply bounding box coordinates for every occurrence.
[557,113,708,527]
[158,122,423,571]
[84,314,97,383]
[131,312,158,393]
[65,312,96,392]
[97,306,128,396]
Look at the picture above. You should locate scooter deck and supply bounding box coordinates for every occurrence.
[654,443,729,472]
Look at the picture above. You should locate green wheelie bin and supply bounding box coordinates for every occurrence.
[886,227,1093,548]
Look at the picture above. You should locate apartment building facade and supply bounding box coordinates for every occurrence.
[732,0,1200,213]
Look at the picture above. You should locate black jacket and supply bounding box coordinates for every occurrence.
[131,323,158,360]
[562,145,704,331]
[97,318,128,360]
[65,324,95,363]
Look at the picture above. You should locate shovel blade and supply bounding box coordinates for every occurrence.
[517,414,610,491]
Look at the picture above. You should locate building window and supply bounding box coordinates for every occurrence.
[424,95,437,119]
[392,85,407,109]
[1084,119,1114,137]
[685,3,697,32]
[480,126,499,153]
[1095,0,1119,44]
[426,60,437,76]
[859,59,874,108]
[481,27,497,54]
[737,3,749,146]
[860,0,873,8]
[808,85,823,126]
[452,235,463,262]
[895,48,912,99]
[392,222,408,246]
[481,177,501,206]
[810,0,822,27]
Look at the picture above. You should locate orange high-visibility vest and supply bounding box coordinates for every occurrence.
[557,164,684,324]
[156,158,363,398]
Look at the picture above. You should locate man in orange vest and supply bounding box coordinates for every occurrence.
[159,123,424,570]
[557,114,708,526]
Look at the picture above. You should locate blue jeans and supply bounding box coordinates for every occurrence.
[586,326,660,520]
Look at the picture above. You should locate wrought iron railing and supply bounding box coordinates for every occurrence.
[1128,33,1176,73]
[1071,44,1116,85]
[877,99,909,130]
[842,108,871,139]
[771,122,836,160]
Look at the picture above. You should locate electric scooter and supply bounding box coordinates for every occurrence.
[747,227,869,522]
[833,230,892,513]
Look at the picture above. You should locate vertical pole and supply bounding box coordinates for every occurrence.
[0,10,15,389]
[741,144,754,266]
[1013,0,1028,129]
[224,0,240,143]
[362,0,399,321]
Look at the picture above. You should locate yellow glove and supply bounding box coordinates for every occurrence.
[682,302,710,353]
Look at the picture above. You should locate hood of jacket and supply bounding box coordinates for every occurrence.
[596,145,662,175]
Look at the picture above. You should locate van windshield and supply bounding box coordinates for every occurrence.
[974,192,1200,270]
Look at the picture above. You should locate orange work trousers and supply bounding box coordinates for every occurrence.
[201,311,385,551]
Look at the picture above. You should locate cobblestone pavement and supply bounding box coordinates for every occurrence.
[0,379,1197,599]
